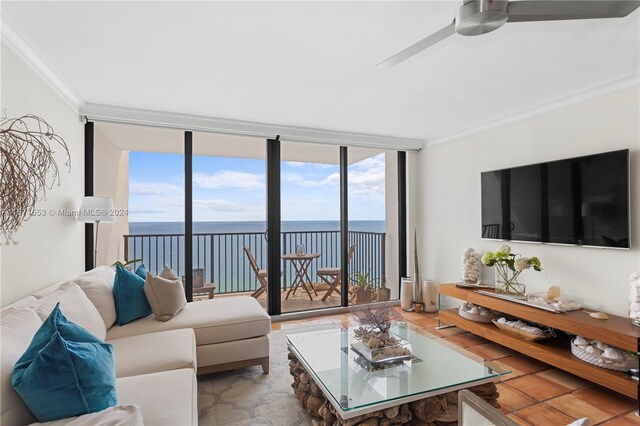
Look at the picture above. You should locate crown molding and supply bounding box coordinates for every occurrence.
[1,16,84,112]
[425,72,640,147]
[81,103,424,151]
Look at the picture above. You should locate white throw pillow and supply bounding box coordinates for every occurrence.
[28,404,144,426]
[71,266,117,329]
[1,307,42,426]
[30,282,107,341]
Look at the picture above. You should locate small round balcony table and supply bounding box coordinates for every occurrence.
[282,253,320,300]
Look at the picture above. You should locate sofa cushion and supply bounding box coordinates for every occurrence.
[28,404,144,426]
[12,305,117,423]
[68,266,117,329]
[159,266,179,280]
[1,307,42,426]
[113,264,152,326]
[116,369,197,426]
[29,282,107,341]
[1,296,39,316]
[107,329,196,378]
[144,273,187,322]
[106,296,270,345]
[135,264,148,279]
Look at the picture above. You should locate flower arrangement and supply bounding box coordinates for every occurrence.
[481,245,542,297]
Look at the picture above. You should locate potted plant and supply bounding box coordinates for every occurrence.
[481,245,542,297]
[351,271,374,305]
[376,276,391,302]
[112,258,143,271]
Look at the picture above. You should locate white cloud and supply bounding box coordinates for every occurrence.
[130,182,182,195]
[193,171,264,190]
[281,172,304,183]
[348,154,385,195]
[285,161,336,170]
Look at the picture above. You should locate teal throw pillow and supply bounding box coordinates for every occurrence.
[135,263,148,279]
[12,304,117,422]
[113,263,152,325]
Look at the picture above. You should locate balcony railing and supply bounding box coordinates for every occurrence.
[123,230,386,295]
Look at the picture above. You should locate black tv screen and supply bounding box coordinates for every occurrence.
[481,149,629,248]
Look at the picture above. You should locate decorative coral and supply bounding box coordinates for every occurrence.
[352,305,402,334]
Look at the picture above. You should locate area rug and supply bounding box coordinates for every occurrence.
[198,325,335,426]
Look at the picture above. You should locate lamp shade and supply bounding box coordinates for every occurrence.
[77,196,116,223]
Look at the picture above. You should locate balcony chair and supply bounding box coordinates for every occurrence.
[317,244,356,302]
[182,268,215,299]
[244,246,268,298]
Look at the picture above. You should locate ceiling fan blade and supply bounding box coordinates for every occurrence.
[377,22,455,68]
[507,0,640,23]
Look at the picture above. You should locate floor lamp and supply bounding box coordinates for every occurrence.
[78,196,116,267]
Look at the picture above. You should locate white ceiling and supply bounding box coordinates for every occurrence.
[2,1,639,143]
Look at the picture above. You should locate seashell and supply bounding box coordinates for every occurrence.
[584,311,609,320]
[629,271,640,281]
[546,286,561,301]
[595,341,609,351]
[603,348,624,361]
[574,336,590,346]
[479,309,490,316]
[469,307,480,315]
[585,346,603,355]
[497,317,507,324]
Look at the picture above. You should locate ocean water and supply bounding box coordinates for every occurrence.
[127,220,385,294]
[129,220,385,235]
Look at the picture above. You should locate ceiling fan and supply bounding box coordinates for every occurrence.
[378,0,640,67]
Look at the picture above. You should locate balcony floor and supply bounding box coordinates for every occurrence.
[195,282,342,313]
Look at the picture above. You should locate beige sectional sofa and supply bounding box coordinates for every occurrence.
[1,266,271,425]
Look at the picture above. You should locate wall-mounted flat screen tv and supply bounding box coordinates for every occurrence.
[481,149,629,248]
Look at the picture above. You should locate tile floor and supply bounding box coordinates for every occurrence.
[274,309,639,426]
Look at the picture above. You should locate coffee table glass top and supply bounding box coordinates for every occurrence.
[287,324,509,414]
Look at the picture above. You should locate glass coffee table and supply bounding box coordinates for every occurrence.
[287,324,509,422]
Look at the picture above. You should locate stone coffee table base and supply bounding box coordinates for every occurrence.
[288,350,499,426]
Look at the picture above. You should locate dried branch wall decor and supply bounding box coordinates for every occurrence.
[0,113,71,244]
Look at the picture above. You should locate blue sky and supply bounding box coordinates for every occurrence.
[128,153,386,222]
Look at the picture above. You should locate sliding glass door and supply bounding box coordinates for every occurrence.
[90,121,405,315]
[279,141,342,313]
[191,132,267,304]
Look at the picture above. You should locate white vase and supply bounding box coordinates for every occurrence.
[401,277,413,310]
[629,271,640,327]
[422,279,437,313]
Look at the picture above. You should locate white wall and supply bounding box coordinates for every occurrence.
[418,85,640,316]
[0,45,84,306]
[94,128,129,266]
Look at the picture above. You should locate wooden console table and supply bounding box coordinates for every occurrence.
[439,284,639,400]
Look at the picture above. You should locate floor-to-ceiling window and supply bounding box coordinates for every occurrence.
[348,148,399,305]
[92,122,186,286]
[191,133,267,305]
[91,121,405,315]
[280,141,342,313]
